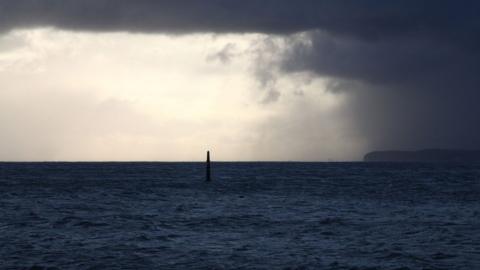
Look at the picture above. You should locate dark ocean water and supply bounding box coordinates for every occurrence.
[0,162,479,270]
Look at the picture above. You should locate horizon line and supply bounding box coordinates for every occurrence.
[0,160,362,163]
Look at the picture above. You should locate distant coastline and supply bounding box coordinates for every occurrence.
[364,149,480,162]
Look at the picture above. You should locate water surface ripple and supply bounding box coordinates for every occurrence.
[0,162,479,269]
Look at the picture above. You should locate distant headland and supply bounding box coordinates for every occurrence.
[364,149,480,162]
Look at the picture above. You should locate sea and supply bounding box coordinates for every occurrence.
[0,162,479,270]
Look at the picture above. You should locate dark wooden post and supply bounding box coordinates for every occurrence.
[206,151,211,182]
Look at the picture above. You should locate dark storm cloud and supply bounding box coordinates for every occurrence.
[2,0,480,152]
[1,0,478,36]
[278,22,480,151]
[0,0,336,34]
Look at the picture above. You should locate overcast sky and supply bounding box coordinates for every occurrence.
[1,1,479,161]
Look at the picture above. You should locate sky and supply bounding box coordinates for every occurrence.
[1,1,479,161]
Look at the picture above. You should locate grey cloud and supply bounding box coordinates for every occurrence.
[261,89,281,104]
[206,43,236,64]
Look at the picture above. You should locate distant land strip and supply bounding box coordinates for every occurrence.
[364,149,480,162]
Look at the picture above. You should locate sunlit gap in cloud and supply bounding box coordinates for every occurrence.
[0,28,362,161]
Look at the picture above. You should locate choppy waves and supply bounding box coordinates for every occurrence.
[0,162,479,269]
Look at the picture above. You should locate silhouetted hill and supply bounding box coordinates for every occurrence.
[364,149,480,162]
